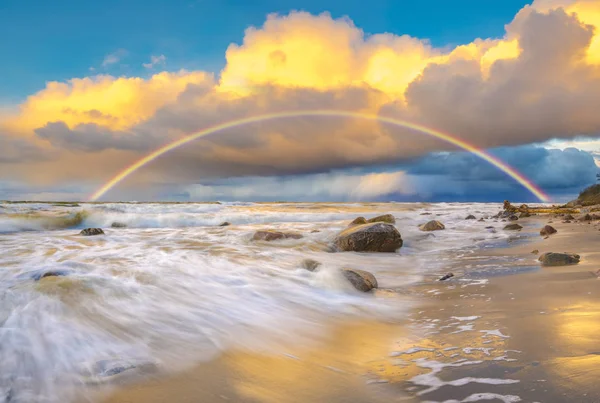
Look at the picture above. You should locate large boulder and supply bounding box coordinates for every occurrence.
[419,220,445,231]
[334,223,402,252]
[538,252,580,266]
[80,228,104,236]
[349,217,368,226]
[342,268,378,292]
[367,214,396,224]
[540,225,557,236]
[504,223,523,231]
[252,230,303,241]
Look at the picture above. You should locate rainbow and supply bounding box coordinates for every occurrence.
[89,110,550,202]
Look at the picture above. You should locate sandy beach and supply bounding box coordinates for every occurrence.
[96,214,600,403]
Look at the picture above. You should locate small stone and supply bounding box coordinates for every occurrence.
[508,215,519,221]
[349,217,368,226]
[80,228,104,236]
[503,223,523,231]
[341,268,378,292]
[465,215,476,220]
[301,259,321,272]
[531,249,539,254]
[252,230,303,241]
[110,222,127,228]
[540,225,557,236]
[419,220,445,231]
[219,222,231,227]
[438,273,454,281]
[538,252,580,266]
[367,214,396,224]
[310,229,320,233]
[32,270,70,281]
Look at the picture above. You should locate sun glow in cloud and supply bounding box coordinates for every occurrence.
[1,0,600,200]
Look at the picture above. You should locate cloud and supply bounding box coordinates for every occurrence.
[181,170,414,202]
[102,49,128,67]
[1,1,600,200]
[143,55,167,69]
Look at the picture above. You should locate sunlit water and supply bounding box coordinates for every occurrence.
[0,201,535,402]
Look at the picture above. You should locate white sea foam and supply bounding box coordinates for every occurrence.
[0,201,525,402]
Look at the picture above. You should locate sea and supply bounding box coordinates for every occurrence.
[0,201,541,402]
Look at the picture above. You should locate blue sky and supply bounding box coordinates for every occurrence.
[0,0,530,102]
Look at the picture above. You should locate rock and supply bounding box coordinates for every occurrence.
[478,218,485,222]
[420,212,431,215]
[80,228,104,236]
[519,204,529,211]
[465,215,476,220]
[508,215,519,221]
[519,211,531,218]
[540,225,557,236]
[531,249,539,254]
[349,217,368,226]
[219,222,231,227]
[563,220,572,223]
[310,229,320,233]
[80,358,158,385]
[252,230,303,241]
[419,220,445,231]
[367,214,396,224]
[110,222,127,228]
[334,223,403,252]
[485,226,494,229]
[564,214,575,220]
[503,223,523,231]
[576,184,600,206]
[341,268,378,292]
[301,259,321,272]
[538,252,580,266]
[438,273,454,281]
[32,269,70,281]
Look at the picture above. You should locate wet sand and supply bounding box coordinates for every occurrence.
[101,216,600,403]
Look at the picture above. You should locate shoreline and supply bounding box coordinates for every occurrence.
[100,214,600,403]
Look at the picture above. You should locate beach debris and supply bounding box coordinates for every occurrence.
[540,225,557,236]
[349,216,368,226]
[531,249,539,254]
[219,222,231,227]
[367,214,396,224]
[301,258,321,272]
[80,228,104,236]
[503,223,523,231]
[465,214,476,220]
[341,268,378,292]
[438,273,454,281]
[538,252,580,266]
[252,230,303,241]
[110,222,127,228]
[419,220,445,231]
[334,222,402,252]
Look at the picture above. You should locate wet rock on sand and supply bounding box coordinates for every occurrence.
[342,268,378,292]
[334,223,403,252]
[438,273,454,281]
[301,259,321,272]
[367,214,396,224]
[252,230,303,241]
[219,222,231,227]
[465,215,476,220]
[80,228,104,236]
[540,225,557,236]
[419,220,445,231]
[111,222,127,228]
[504,223,523,230]
[31,269,71,281]
[538,252,580,266]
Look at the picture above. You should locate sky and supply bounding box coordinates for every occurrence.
[1,0,600,202]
